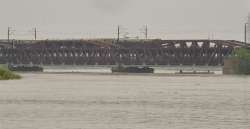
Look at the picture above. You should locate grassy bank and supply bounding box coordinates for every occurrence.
[0,65,21,80]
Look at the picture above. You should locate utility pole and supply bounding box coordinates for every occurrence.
[34,28,37,41]
[117,25,120,43]
[7,27,15,43]
[8,27,10,42]
[145,25,148,40]
[140,25,148,40]
[245,23,248,44]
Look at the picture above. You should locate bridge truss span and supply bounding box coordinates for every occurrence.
[0,39,247,66]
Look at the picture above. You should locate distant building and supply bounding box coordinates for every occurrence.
[248,13,250,43]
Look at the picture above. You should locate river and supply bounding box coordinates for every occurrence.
[0,73,250,129]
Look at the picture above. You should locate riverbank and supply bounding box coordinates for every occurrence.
[0,66,21,80]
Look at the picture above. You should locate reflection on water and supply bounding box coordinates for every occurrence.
[0,73,249,129]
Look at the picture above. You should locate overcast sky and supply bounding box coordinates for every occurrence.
[0,0,249,40]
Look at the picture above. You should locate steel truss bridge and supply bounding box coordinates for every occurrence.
[0,39,248,66]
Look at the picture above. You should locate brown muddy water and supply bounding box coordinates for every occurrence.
[0,73,250,129]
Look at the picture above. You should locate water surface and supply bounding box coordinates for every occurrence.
[0,73,249,129]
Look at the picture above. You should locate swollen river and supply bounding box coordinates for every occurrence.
[0,73,250,129]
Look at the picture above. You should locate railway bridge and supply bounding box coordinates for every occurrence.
[0,39,248,66]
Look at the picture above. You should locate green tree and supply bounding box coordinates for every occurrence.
[233,48,250,74]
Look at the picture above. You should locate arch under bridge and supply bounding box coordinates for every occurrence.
[0,39,248,66]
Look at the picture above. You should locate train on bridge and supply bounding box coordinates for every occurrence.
[0,39,248,66]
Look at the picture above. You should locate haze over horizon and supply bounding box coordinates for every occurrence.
[0,0,249,41]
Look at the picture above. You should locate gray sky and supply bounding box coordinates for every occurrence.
[0,0,249,40]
